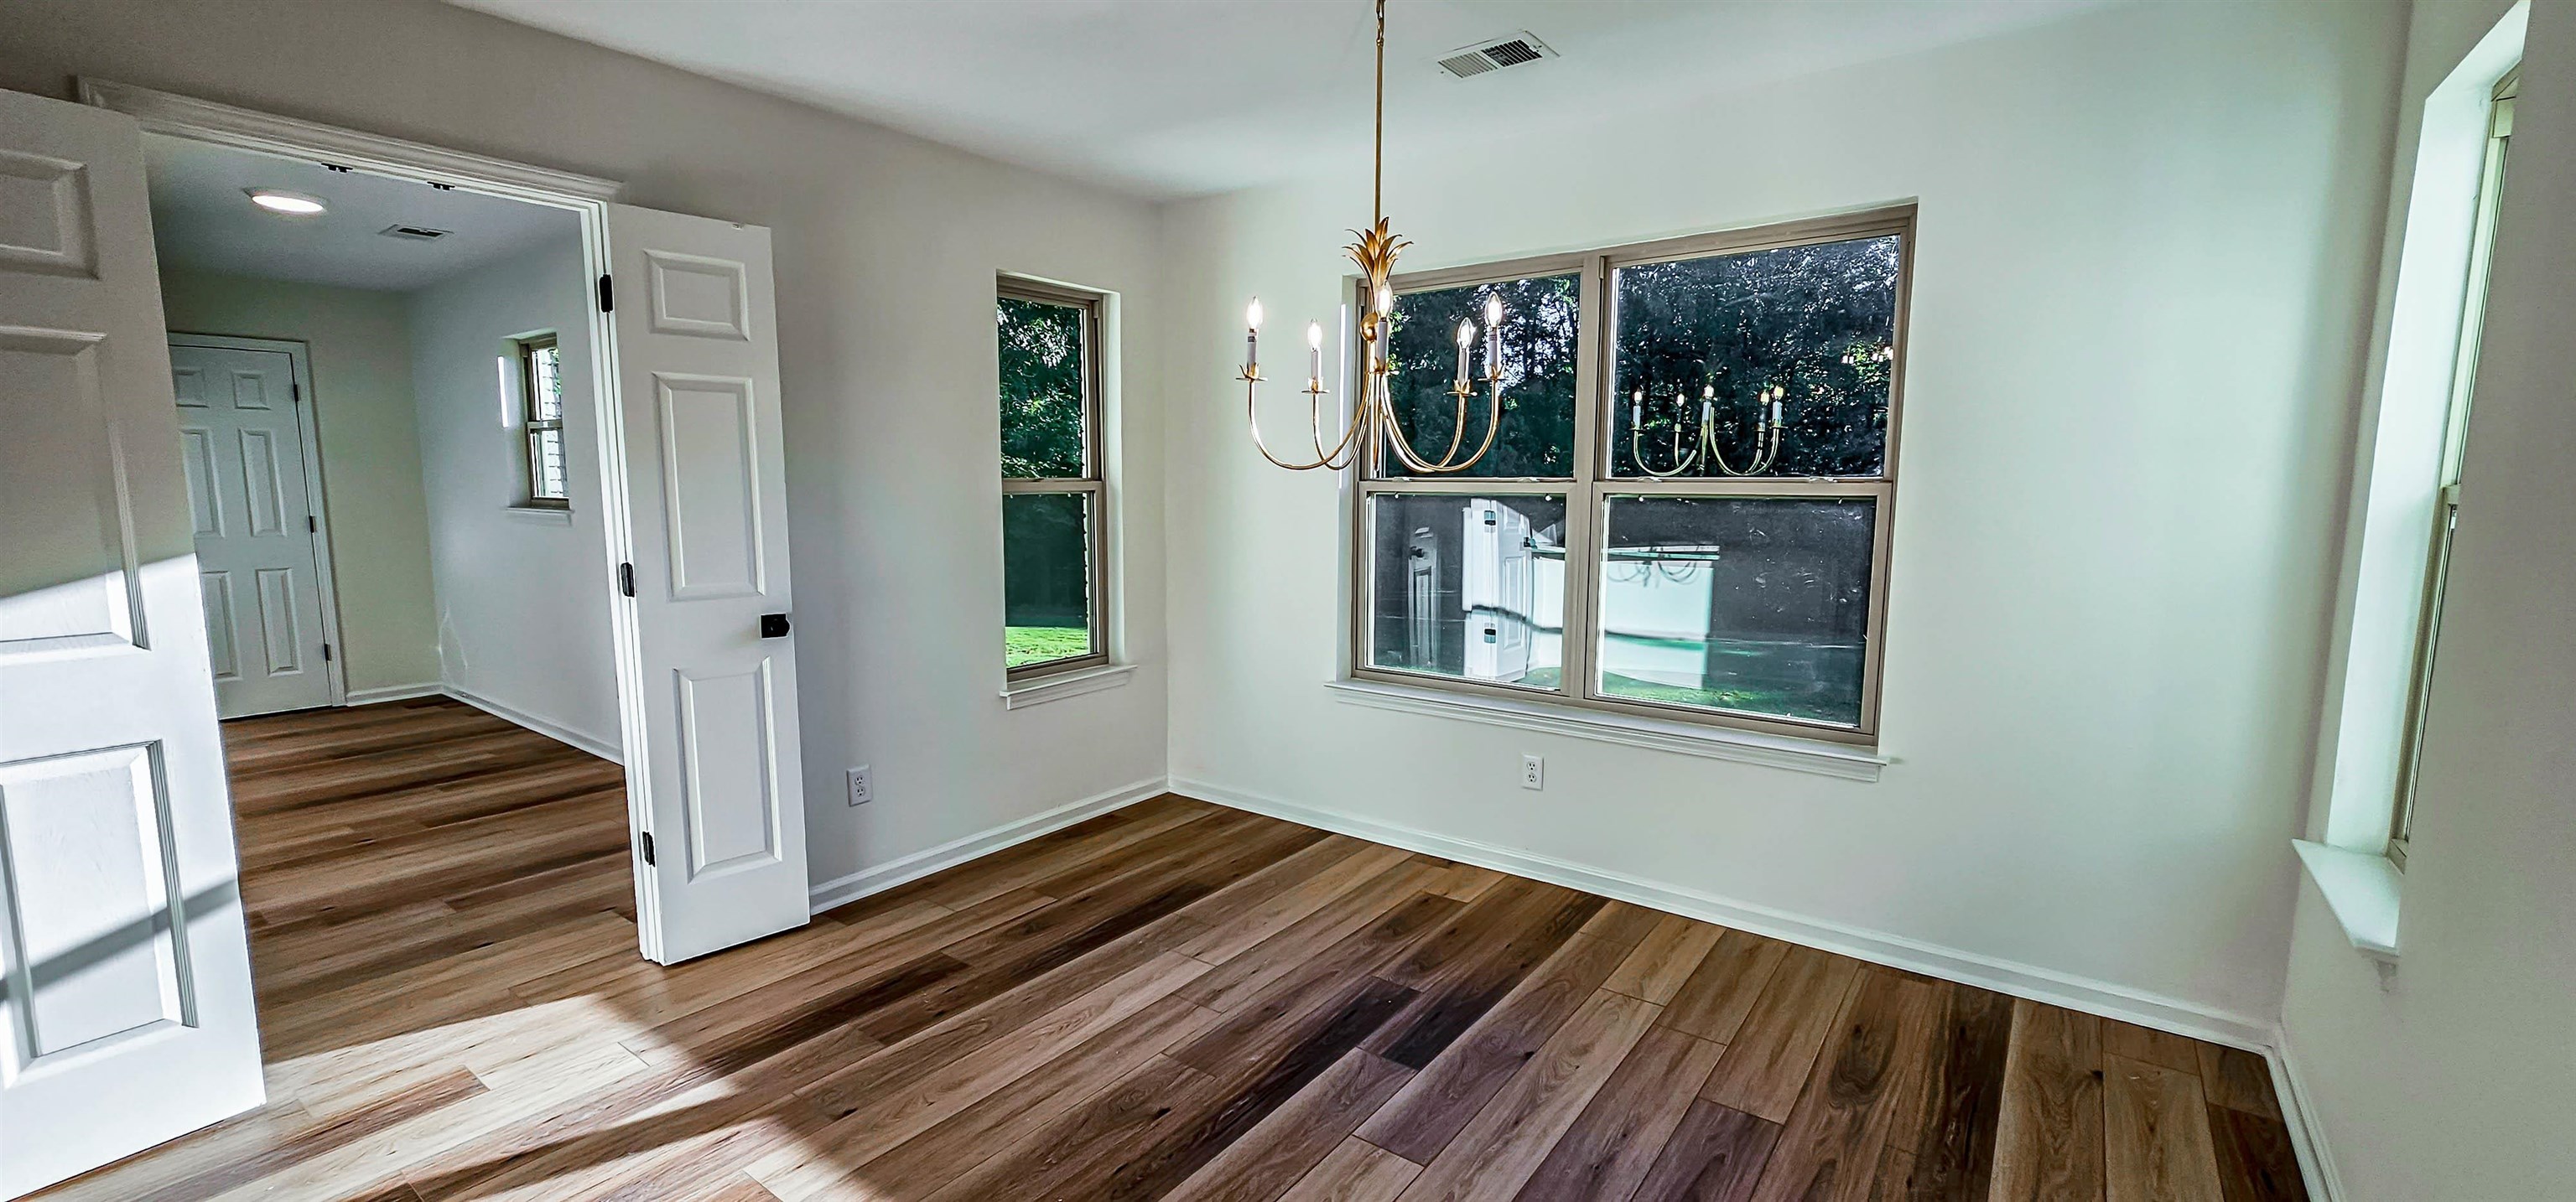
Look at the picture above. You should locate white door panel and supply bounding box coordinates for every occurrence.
[605,204,808,964]
[167,341,334,717]
[0,86,266,1200]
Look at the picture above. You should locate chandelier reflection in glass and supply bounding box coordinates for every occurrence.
[1625,340,1892,479]
[1232,0,1512,474]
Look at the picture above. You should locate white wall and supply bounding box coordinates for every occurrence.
[2279,2,2576,1198]
[0,0,1170,891]
[1161,0,2402,1028]
[157,269,442,694]
[406,233,621,752]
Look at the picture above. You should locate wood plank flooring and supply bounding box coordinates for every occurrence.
[41,697,2309,1201]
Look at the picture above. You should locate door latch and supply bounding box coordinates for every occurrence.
[760,614,791,639]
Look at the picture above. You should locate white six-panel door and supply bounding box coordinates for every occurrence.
[603,205,811,964]
[0,88,267,1199]
[169,340,335,718]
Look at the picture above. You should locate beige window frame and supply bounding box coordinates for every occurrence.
[1348,206,1914,747]
[516,334,569,509]
[1000,277,1110,683]
[2389,75,2514,869]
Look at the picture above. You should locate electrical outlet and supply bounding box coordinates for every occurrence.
[847,765,872,806]
[1520,754,1544,790]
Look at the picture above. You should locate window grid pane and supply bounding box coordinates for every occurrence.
[1367,494,1567,689]
[1596,495,1876,728]
[1003,491,1095,668]
[997,296,1091,480]
[1382,273,1581,479]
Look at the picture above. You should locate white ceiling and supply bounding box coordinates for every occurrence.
[440,0,2115,200]
[145,134,579,293]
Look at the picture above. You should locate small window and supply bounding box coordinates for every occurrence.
[517,335,568,509]
[1352,210,1909,743]
[2390,75,2515,868]
[999,281,1109,679]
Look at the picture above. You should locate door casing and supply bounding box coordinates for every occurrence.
[76,79,708,962]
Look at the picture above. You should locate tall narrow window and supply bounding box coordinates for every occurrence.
[517,335,568,508]
[2390,75,2514,868]
[1353,210,1909,744]
[998,280,1108,679]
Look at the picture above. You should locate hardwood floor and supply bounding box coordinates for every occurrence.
[43,697,2309,1201]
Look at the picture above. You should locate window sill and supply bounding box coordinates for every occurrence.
[504,505,573,525]
[1323,678,1887,782]
[1002,662,1135,710]
[2293,839,2401,963]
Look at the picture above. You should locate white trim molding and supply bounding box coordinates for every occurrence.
[442,686,622,764]
[1172,775,2272,1050]
[344,682,444,706]
[806,775,1168,913]
[1326,678,1888,782]
[2268,1028,2348,1202]
[78,80,621,202]
[2291,840,2402,965]
[1001,662,1137,710]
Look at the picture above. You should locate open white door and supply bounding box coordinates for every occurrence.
[602,205,811,964]
[0,89,266,1197]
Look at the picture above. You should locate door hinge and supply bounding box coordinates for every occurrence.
[291,380,302,403]
[307,515,318,533]
[619,562,636,598]
[598,273,615,313]
[321,643,333,662]
[640,831,656,865]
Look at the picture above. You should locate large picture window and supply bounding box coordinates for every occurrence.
[998,279,1109,680]
[1353,209,1910,743]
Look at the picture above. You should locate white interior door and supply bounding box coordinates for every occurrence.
[603,204,810,964]
[0,88,266,1199]
[169,341,335,718]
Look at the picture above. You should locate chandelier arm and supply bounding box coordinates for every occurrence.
[1628,413,1701,479]
[1388,376,1504,474]
[1243,374,1343,471]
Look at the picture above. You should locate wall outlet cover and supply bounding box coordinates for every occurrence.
[1521,754,1544,790]
[847,765,872,806]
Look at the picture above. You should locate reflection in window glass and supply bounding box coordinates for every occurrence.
[1369,495,1567,686]
[1384,273,1580,478]
[1611,236,1899,479]
[1003,493,1093,667]
[1597,496,1874,726]
[529,341,564,422]
[998,296,1088,479]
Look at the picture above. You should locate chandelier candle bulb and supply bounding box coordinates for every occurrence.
[1244,298,1262,376]
[1307,321,1323,387]
[1455,320,1473,387]
[1483,295,1503,369]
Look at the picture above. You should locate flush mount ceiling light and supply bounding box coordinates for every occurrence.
[246,189,327,216]
[1232,0,1517,474]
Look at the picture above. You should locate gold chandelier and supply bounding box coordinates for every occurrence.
[1233,0,1509,474]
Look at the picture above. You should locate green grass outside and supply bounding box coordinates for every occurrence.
[1006,625,1092,667]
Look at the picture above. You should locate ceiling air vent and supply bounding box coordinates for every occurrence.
[1435,32,1556,80]
[378,224,452,242]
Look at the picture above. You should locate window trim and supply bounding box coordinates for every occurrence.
[2386,76,2514,868]
[1344,205,1915,748]
[515,334,569,510]
[1000,277,1112,684]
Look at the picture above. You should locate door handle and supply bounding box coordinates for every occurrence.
[760,614,791,639]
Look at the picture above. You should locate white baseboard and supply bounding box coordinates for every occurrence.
[1171,775,2276,1053]
[2268,1028,2345,1202]
[439,686,623,764]
[806,775,1169,914]
[345,681,444,705]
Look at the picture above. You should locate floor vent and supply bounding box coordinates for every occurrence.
[379,224,452,241]
[1436,33,1556,80]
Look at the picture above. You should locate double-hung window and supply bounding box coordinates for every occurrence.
[2389,75,2514,868]
[1353,208,1910,744]
[997,279,1109,680]
[517,334,568,509]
